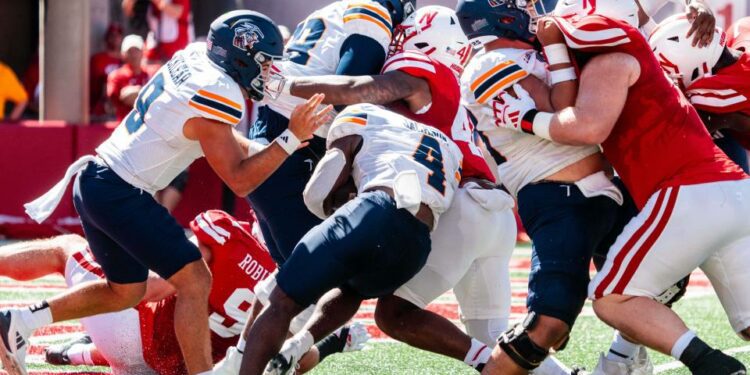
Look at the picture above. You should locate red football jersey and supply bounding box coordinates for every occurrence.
[551,15,747,208]
[140,210,276,375]
[728,17,750,52]
[382,51,496,182]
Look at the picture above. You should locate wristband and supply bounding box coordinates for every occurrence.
[281,77,294,95]
[549,67,577,85]
[520,110,554,141]
[543,43,571,65]
[274,129,301,155]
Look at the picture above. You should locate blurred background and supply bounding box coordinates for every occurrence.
[0,0,744,238]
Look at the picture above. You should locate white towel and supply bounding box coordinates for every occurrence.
[24,155,97,223]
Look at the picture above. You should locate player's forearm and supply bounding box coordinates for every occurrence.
[550,81,578,111]
[228,143,289,196]
[700,111,750,133]
[291,75,408,106]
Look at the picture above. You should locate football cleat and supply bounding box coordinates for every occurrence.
[0,309,30,375]
[690,350,746,375]
[342,322,371,353]
[630,346,654,375]
[264,352,298,375]
[44,334,93,365]
[591,353,630,375]
[213,346,243,375]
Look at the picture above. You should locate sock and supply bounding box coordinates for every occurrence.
[671,330,697,360]
[463,338,491,370]
[674,334,713,369]
[237,335,247,353]
[533,356,572,375]
[606,331,640,364]
[19,300,53,332]
[66,343,96,366]
[294,330,315,356]
[315,326,349,362]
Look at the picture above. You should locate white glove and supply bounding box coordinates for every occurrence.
[488,84,538,133]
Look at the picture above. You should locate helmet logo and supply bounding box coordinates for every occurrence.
[233,22,265,51]
[488,0,504,7]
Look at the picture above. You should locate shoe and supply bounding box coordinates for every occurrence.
[264,351,298,375]
[0,309,30,375]
[44,334,92,365]
[690,350,746,375]
[213,346,243,375]
[591,353,630,375]
[342,322,371,352]
[630,346,654,375]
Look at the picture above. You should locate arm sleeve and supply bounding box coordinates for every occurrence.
[381,51,437,78]
[460,54,528,105]
[187,81,245,126]
[335,34,388,76]
[190,210,235,247]
[550,15,638,53]
[687,87,750,114]
[326,104,369,147]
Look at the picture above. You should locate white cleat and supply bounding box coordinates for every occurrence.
[342,322,371,353]
[630,347,654,375]
[0,309,30,375]
[591,353,630,375]
[213,346,243,375]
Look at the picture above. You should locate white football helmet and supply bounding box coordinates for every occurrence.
[390,5,472,76]
[649,14,727,89]
[553,0,640,29]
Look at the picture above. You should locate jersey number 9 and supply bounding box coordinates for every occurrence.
[413,135,447,195]
[123,73,166,134]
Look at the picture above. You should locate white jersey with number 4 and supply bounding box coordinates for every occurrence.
[266,0,393,119]
[461,48,599,196]
[327,104,463,222]
[97,42,245,194]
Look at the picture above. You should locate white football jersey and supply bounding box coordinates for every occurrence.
[97,42,245,194]
[327,104,463,220]
[266,0,393,119]
[461,48,599,196]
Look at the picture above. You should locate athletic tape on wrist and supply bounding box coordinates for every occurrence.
[275,129,301,155]
[549,67,577,85]
[543,43,571,65]
[520,110,553,141]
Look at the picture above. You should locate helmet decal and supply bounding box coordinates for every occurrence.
[233,22,265,51]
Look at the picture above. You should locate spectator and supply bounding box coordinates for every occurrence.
[124,0,192,64]
[90,24,124,118]
[107,35,150,121]
[0,61,29,121]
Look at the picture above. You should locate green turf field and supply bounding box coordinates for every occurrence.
[1,240,746,374]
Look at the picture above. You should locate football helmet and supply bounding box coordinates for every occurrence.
[553,0,639,28]
[391,6,472,76]
[206,10,285,101]
[455,0,559,44]
[375,0,418,25]
[649,14,727,89]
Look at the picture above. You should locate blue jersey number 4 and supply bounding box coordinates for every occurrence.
[123,73,166,134]
[413,135,447,195]
[288,18,326,65]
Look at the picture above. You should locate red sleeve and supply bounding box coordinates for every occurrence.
[550,15,639,53]
[381,51,438,80]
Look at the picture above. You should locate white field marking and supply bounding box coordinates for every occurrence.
[654,345,750,373]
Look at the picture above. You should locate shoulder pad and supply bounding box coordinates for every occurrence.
[382,51,437,76]
[342,1,393,53]
[326,104,372,147]
[461,52,528,105]
[186,72,245,126]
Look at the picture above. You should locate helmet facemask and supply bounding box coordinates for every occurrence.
[518,0,557,35]
[247,50,285,101]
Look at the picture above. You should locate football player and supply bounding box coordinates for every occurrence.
[728,16,750,51]
[271,6,521,372]
[488,11,750,375]
[455,0,640,373]
[0,211,367,375]
[650,16,750,168]
[219,1,415,370]
[240,104,463,374]
[2,11,330,375]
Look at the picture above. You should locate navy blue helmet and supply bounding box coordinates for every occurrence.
[375,0,417,25]
[455,0,558,42]
[207,10,284,101]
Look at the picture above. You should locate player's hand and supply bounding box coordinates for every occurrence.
[536,17,565,46]
[686,0,715,47]
[288,94,334,142]
[489,84,538,132]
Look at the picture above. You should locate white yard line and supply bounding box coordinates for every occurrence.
[654,345,750,373]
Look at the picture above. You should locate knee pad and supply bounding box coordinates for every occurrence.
[497,313,550,370]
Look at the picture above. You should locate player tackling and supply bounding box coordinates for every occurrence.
[0,10,330,375]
